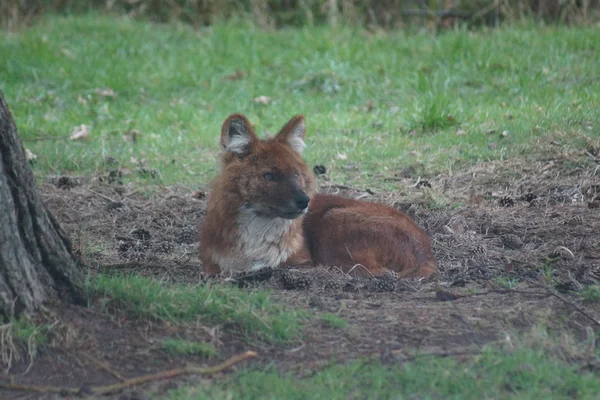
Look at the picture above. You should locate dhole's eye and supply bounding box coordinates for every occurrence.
[263,173,274,181]
[294,173,299,178]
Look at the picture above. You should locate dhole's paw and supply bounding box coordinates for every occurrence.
[278,270,313,290]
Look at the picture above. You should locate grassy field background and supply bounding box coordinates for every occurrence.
[1,14,598,188]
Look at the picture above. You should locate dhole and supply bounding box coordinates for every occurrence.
[199,114,437,279]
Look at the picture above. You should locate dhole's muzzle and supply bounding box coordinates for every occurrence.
[265,178,310,219]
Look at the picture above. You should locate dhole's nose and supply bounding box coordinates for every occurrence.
[294,193,310,211]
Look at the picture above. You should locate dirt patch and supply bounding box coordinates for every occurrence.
[1,155,599,398]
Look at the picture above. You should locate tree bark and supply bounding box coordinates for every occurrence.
[0,90,84,318]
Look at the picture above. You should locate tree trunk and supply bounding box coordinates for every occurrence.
[0,90,84,319]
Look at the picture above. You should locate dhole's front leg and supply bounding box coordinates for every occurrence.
[202,259,222,275]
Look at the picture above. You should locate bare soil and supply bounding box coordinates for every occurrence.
[2,152,600,399]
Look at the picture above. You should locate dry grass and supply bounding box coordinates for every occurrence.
[2,0,599,31]
[38,144,600,296]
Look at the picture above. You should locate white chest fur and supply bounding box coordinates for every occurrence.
[215,210,298,272]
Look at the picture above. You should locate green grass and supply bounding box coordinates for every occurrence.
[7,317,49,346]
[0,317,50,366]
[1,15,598,187]
[492,276,520,290]
[581,285,600,303]
[88,274,307,344]
[167,347,600,400]
[318,313,348,330]
[161,338,218,358]
[2,317,50,350]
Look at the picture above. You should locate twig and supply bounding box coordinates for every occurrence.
[81,352,125,381]
[543,288,600,328]
[418,289,552,302]
[429,287,600,328]
[87,188,117,203]
[0,351,256,395]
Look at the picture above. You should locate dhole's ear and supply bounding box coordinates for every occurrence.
[220,114,257,156]
[276,115,306,154]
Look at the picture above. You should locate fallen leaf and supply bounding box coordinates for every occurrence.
[70,124,89,140]
[25,148,37,161]
[456,129,467,136]
[95,88,117,98]
[253,96,272,105]
[61,48,75,59]
[336,153,348,160]
[542,161,555,171]
[224,70,247,81]
[501,130,509,138]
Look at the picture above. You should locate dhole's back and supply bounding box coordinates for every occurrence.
[304,194,437,278]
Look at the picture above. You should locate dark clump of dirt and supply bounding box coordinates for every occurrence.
[2,155,600,398]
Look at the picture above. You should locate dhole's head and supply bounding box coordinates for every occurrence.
[218,113,316,220]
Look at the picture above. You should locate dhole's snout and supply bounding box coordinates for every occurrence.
[294,192,310,212]
[279,190,309,219]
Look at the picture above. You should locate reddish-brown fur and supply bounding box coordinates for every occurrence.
[199,114,437,279]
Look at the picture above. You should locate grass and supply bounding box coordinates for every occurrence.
[0,14,598,188]
[88,273,307,344]
[492,276,520,290]
[161,338,218,358]
[318,313,348,330]
[5,318,50,346]
[0,317,50,367]
[581,285,600,303]
[167,347,600,400]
